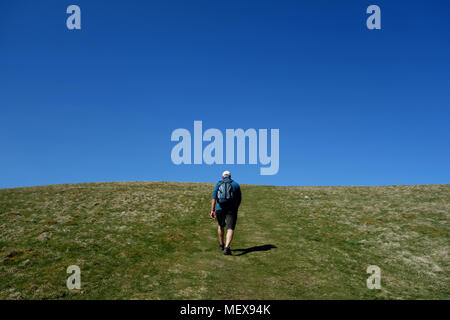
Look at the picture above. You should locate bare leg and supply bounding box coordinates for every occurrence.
[225,229,234,247]
[218,225,224,245]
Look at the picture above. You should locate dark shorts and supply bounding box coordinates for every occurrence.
[216,209,238,230]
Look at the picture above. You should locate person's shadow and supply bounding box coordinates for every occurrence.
[231,244,277,256]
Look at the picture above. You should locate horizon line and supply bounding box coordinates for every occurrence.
[1,180,448,191]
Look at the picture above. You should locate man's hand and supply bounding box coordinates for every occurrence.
[210,199,217,219]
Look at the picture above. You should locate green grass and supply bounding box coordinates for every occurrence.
[0,182,449,299]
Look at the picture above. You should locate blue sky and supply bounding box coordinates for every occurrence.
[1,0,449,188]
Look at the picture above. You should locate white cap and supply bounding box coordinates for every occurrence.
[222,170,231,178]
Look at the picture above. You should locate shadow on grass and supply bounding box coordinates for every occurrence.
[232,244,277,256]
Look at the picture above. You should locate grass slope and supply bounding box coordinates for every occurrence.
[0,182,449,299]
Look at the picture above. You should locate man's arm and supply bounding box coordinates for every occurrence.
[210,199,217,219]
[236,185,242,208]
[210,183,219,219]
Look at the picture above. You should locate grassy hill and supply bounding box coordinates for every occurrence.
[0,182,448,299]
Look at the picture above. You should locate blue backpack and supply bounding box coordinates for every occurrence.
[217,179,234,206]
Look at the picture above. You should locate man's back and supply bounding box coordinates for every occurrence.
[212,177,241,211]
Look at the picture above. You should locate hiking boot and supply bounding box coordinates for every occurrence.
[218,243,224,250]
[223,246,232,255]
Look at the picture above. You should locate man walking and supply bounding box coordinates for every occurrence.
[210,171,241,255]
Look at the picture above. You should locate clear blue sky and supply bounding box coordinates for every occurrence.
[1,0,449,188]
